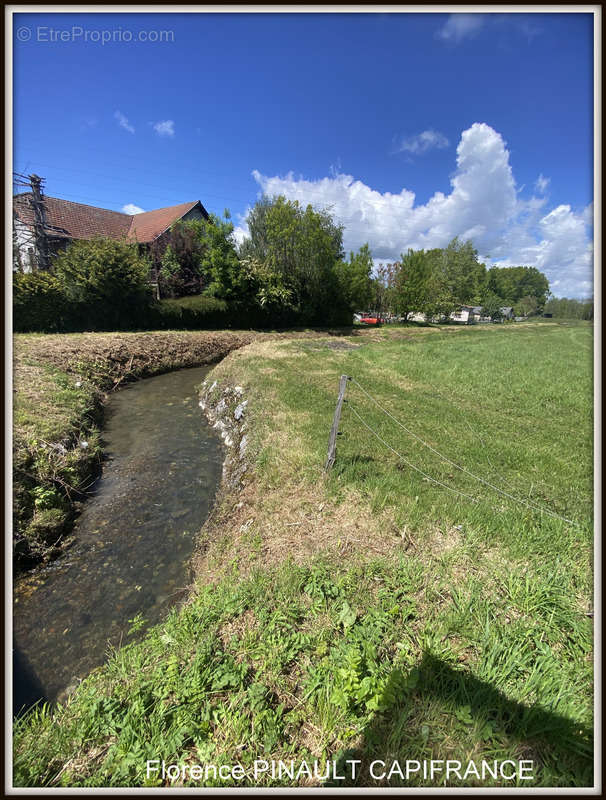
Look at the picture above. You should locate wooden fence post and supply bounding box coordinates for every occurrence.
[325,375,349,471]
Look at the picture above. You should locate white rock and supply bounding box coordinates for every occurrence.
[234,400,248,420]
[79,440,89,450]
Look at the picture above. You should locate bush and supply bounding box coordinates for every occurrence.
[151,295,230,329]
[53,238,153,330]
[13,272,68,332]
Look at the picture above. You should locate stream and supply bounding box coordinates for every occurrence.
[13,365,223,714]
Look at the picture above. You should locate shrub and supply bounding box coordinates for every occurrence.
[53,238,153,330]
[150,215,240,300]
[13,272,68,332]
[151,295,230,329]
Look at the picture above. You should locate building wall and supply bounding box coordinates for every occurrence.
[13,219,37,272]
[449,308,471,323]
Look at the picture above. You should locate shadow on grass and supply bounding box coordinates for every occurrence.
[329,652,593,789]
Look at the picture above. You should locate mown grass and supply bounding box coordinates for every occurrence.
[13,321,594,788]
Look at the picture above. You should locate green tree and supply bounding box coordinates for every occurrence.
[513,295,539,317]
[53,237,152,329]
[13,271,68,332]
[238,195,346,323]
[480,291,504,322]
[393,248,432,320]
[238,257,293,312]
[334,243,375,312]
[441,237,487,308]
[487,266,549,310]
[372,262,398,316]
[151,215,239,300]
[544,296,593,320]
[416,239,487,319]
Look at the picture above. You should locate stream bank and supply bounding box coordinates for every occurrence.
[14,365,224,712]
[13,331,255,572]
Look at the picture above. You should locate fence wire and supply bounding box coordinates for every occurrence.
[348,376,579,527]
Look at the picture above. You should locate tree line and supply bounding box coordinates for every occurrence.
[14,193,565,332]
[372,241,551,321]
[543,296,593,320]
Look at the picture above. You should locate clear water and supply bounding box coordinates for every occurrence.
[13,365,223,713]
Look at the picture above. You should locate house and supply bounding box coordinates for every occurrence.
[500,306,514,320]
[449,305,479,324]
[13,193,209,273]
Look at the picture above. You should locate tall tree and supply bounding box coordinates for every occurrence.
[393,248,432,320]
[372,262,398,315]
[238,195,346,322]
[334,243,375,312]
[441,237,487,308]
[487,266,549,310]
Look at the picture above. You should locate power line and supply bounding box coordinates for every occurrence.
[349,377,579,526]
[14,179,253,213]
[14,156,375,211]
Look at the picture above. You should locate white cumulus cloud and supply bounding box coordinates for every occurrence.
[153,120,175,138]
[122,203,145,215]
[239,123,592,298]
[398,129,450,155]
[114,110,135,134]
[436,14,486,43]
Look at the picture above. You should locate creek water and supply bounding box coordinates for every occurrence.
[13,365,223,714]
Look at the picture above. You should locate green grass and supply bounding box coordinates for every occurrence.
[13,321,594,787]
[12,360,103,565]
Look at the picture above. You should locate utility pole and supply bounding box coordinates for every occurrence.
[29,174,49,270]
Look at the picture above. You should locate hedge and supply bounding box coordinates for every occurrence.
[13,275,353,333]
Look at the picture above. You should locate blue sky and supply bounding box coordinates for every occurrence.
[13,10,595,297]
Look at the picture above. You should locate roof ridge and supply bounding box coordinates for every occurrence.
[41,195,130,218]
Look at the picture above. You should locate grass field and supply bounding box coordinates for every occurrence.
[13,322,594,788]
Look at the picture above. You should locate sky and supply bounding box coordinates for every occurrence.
[12,10,595,298]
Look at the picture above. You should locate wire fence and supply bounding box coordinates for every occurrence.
[258,348,582,528]
[348,377,579,526]
[346,376,580,527]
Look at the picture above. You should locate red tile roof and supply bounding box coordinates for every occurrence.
[13,195,207,244]
[127,201,200,242]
